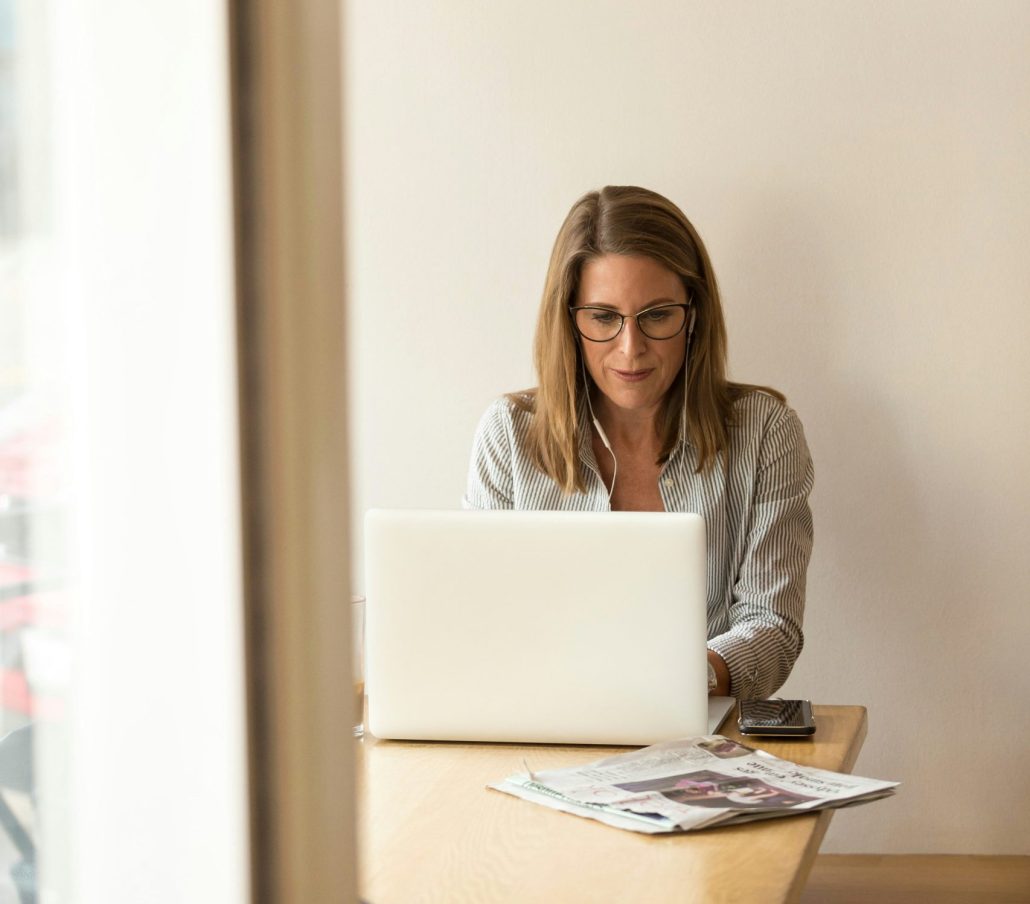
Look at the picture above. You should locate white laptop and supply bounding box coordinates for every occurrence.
[364,509,734,745]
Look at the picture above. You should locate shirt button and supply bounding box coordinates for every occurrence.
[663,478,674,488]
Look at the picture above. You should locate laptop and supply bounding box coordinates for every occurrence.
[364,509,734,745]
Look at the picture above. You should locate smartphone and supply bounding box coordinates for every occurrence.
[737,699,815,737]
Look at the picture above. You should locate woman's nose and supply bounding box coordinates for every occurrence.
[617,316,648,354]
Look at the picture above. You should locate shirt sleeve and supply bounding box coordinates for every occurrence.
[707,406,814,699]
[462,399,516,510]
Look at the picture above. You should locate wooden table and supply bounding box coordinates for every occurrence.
[357,705,868,904]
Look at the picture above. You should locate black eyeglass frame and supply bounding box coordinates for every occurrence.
[568,302,693,342]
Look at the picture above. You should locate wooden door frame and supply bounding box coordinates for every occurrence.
[228,1,355,901]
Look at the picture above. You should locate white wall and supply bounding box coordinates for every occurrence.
[345,0,1030,853]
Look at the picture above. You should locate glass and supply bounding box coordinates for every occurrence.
[570,303,691,342]
[1,4,73,898]
[1,4,249,896]
[352,595,365,737]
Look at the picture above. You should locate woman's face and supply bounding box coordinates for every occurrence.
[575,254,689,418]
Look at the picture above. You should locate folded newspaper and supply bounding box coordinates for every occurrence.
[489,736,898,834]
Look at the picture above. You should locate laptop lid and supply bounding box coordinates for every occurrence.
[364,509,710,745]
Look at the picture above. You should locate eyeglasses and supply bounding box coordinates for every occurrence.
[569,303,691,342]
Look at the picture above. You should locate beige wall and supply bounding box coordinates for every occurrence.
[345,0,1030,853]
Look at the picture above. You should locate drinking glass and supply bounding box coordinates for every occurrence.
[352,594,365,737]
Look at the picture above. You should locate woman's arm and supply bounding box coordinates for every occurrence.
[707,406,814,699]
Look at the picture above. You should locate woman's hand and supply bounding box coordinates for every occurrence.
[707,649,730,696]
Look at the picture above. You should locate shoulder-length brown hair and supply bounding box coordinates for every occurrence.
[512,185,782,494]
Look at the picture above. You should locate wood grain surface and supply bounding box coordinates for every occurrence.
[357,705,868,904]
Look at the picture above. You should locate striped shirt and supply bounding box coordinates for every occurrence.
[463,390,814,700]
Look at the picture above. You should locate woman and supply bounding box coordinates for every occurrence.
[463,185,813,700]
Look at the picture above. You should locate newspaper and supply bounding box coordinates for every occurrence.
[489,736,898,834]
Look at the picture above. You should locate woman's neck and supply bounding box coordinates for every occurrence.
[591,392,663,456]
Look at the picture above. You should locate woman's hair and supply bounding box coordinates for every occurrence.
[511,185,783,494]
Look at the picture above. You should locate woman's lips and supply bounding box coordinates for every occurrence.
[612,368,654,383]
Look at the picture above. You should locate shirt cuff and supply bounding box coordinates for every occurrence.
[707,634,761,701]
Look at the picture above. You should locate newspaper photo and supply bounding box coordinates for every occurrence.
[489,736,898,834]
